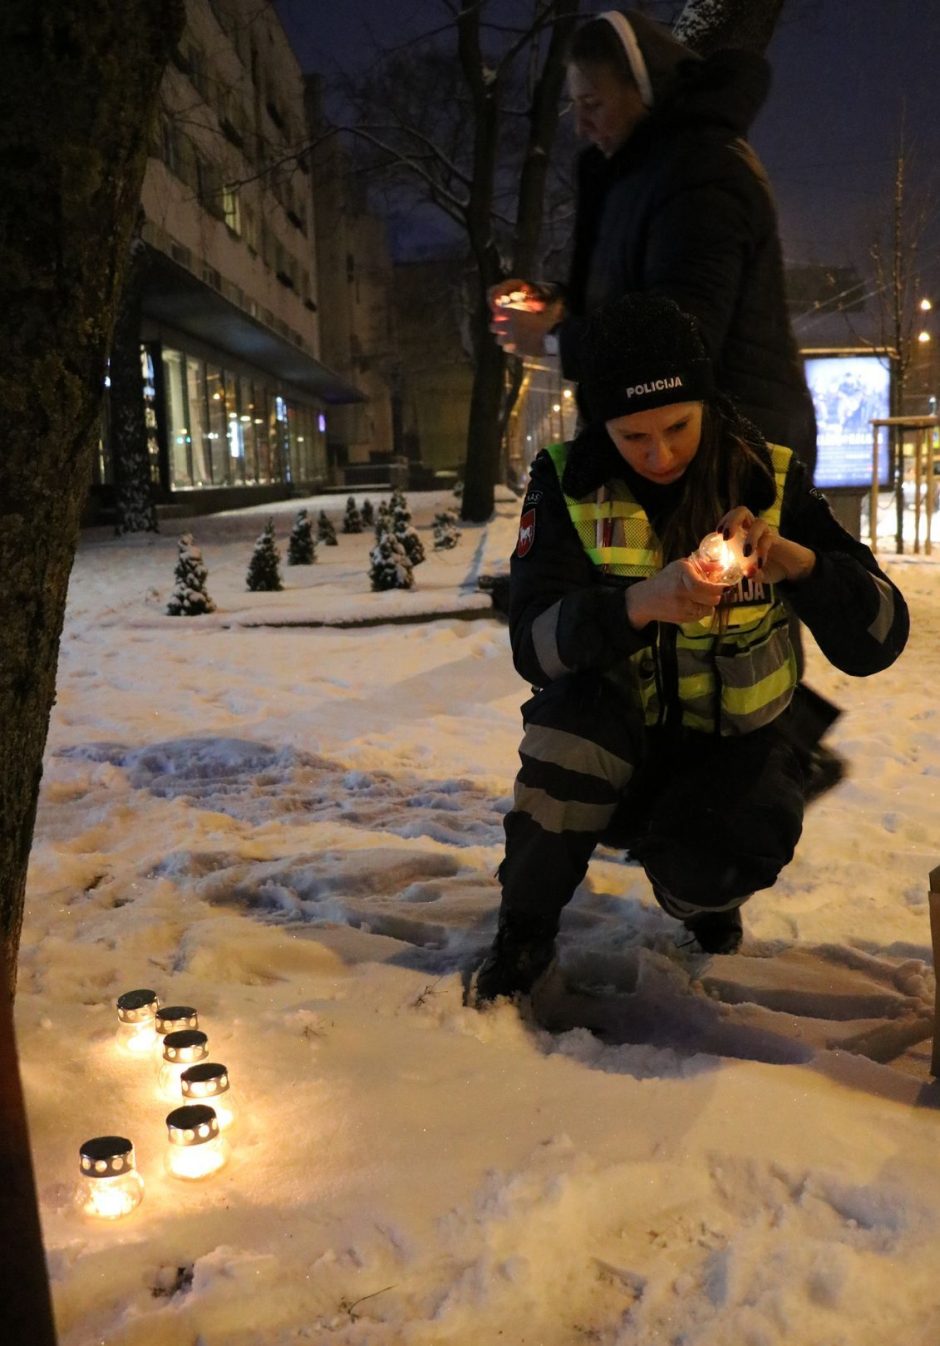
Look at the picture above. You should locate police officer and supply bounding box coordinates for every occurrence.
[475,296,908,1003]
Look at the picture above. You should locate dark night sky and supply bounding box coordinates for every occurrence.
[275,1,940,334]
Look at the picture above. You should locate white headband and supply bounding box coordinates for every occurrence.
[598,11,654,108]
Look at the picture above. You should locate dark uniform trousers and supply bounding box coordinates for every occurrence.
[498,672,805,931]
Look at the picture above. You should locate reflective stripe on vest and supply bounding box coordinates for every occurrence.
[545,440,797,735]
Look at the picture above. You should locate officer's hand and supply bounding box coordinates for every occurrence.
[626,558,726,629]
[716,507,816,584]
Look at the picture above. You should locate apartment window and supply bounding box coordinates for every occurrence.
[186,44,210,101]
[197,155,225,219]
[243,204,258,254]
[161,122,199,192]
[260,220,277,271]
[223,184,241,235]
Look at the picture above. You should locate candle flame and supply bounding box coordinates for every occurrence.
[83,1175,142,1219]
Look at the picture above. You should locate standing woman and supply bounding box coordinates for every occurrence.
[491,7,816,466]
[474,296,907,1003]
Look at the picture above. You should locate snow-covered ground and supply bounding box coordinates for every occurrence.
[17,488,940,1346]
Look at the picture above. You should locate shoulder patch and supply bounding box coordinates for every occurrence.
[523,487,543,509]
[516,507,536,558]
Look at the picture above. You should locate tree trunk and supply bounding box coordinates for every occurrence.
[511,0,583,277]
[112,223,159,535]
[674,0,785,55]
[463,282,508,521]
[0,948,57,1345]
[457,1,504,522]
[0,0,185,996]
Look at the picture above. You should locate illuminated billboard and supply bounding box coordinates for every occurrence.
[803,351,893,488]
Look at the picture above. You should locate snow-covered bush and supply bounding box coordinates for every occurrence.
[246,519,283,591]
[393,499,425,567]
[369,530,414,591]
[343,496,363,533]
[374,500,392,539]
[317,510,338,545]
[167,534,216,615]
[287,508,316,565]
[433,510,461,550]
[360,498,375,527]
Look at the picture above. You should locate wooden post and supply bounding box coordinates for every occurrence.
[925,424,934,556]
[0,954,58,1344]
[870,422,880,552]
[931,865,940,1077]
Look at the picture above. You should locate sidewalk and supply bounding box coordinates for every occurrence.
[76,487,521,631]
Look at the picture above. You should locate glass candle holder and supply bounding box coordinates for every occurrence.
[153,1004,199,1057]
[181,1062,234,1130]
[165,1105,228,1181]
[692,531,744,586]
[78,1136,144,1219]
[158,1029,209,1101]
[115,988,159,1057]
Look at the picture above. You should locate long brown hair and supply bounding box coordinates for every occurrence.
[656,400,776,566]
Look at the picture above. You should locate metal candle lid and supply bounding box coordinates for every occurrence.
[166,1105,219,1146]
[155,1005,198,1035]
[79,1135,136,1177]
[161,1029,208,1065]
[116,989,159,1023]
[181,1062,229,1101]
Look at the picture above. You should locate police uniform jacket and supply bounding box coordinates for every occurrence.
[509,431,909,734]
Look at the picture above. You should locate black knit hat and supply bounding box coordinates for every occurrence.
[577,295,714,424]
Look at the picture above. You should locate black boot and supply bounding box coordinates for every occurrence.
[680,906,743,955]
[474,913,557,1003]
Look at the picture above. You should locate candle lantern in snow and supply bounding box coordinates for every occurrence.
[165,1105,228,1180]
[181,1061,234,1129]
[77,1136,145,1219]
[155,1004,199,1038]
[115,988,159,1056]
[159,1029,209,1099]
[153,1004,199,1059]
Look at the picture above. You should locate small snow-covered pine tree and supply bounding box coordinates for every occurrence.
[246,519,283,591]
[343,496,363,533]
[433,509,461,550]
[360,498,375,527]
[374,500,392,539]
[393,500,425,566]
[369,529,414,591]
[167,534,216,615]
[287,508,316,565]
[317,510,338,545]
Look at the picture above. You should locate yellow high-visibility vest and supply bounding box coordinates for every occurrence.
[545,440,797,735]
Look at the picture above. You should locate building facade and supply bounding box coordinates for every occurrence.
[92,0,362,519]
[307,78,397,486]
